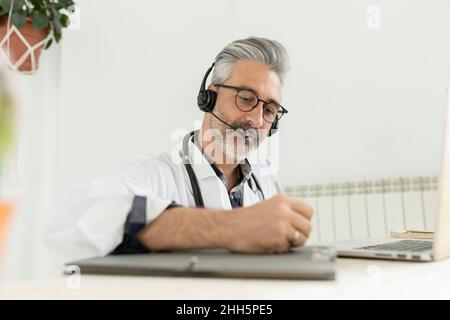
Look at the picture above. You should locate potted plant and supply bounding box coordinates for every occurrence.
[0,0,75,73]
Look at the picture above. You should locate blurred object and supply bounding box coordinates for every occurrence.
[0,0,76,74]
[0,66,15,270]
[0,201,12,264]
[0,67,14,159]
[390,230,435,240]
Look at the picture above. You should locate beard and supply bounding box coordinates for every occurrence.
[208,114,267,164]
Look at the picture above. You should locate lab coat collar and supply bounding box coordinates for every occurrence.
[186,140,231,209]
[188,135,221,180]
[189,130,254,183]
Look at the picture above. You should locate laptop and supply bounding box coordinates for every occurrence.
[332,87,450,262]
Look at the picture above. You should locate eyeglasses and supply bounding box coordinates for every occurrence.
[213,84,288,123]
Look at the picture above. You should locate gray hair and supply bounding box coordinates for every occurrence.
[211,36,289,85]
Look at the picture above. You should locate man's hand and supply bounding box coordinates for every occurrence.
[137,194,313,253]
[224,194,313,253]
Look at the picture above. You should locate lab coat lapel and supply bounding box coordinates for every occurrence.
[188,140,232,210]
[242,179,261,206]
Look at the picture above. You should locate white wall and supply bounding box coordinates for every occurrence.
[2,0,450,281]
[55,0,450,189]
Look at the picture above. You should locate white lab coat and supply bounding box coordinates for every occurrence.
[45,138,279,266]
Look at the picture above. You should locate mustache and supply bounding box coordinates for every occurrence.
[232,127,263,141]
[229,122,260,133]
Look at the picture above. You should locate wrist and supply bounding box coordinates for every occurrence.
[215,207,244,250]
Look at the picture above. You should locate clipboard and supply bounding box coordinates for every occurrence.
[67,246,336,280]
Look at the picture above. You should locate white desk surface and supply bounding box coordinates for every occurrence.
[1,257,450,299]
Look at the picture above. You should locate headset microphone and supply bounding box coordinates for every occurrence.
[210,112,237,130]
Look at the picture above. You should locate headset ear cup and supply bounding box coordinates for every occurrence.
[197,63,217,113]
[268,119,279,137]
[197,90,209,112]
[197,89,217,113]
[207,90,217,112]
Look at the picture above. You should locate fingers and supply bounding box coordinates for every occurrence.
[281,196,313,246]
[287,227,307,247]
[285,197,313,220]
[288,211,312,239]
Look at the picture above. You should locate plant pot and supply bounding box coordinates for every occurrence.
[0,16,50,72]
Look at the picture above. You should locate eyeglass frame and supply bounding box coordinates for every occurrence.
[213,83,288,123]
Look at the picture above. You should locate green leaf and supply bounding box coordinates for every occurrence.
[0,0,12,11]
[0,0,24,11]
[60,14,69,28]
[11,11,26,28]
[55,0,75,10]
[32,12,49,30]
[15,0,24,10]
[53,13,61,34]
[44,38,53,49]
[54,31,61,43]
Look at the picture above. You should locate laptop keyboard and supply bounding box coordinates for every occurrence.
[357,240,433,252]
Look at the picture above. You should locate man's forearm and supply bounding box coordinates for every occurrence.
[137,206,234,251]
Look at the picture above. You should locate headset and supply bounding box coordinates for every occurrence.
[197,63,280,137]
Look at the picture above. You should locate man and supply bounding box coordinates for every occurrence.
[46,37,313,265]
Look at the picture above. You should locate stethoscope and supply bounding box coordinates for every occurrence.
[180,131,265,208]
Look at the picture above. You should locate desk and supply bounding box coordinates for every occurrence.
[1,258,450,299]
